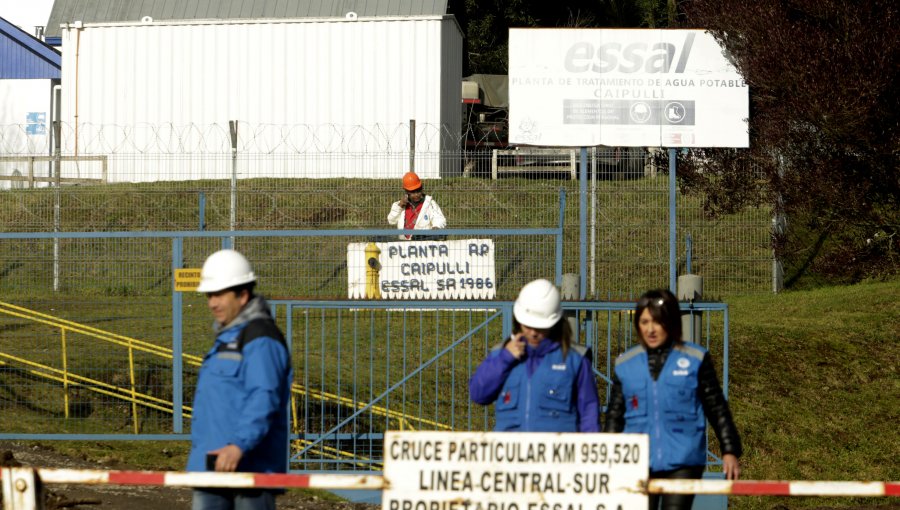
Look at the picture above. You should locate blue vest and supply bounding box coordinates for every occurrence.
[614,342,707,471]
[493,343,587,432]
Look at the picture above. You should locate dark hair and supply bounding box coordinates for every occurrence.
[512,316,573,357]
[633,289,682,345]
[229,281,256,298]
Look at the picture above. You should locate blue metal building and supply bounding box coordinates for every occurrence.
[0,16,60,79]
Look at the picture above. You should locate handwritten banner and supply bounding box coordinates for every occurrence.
[348,239,496,299]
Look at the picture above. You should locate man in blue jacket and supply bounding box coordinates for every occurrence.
[189,249,293,510]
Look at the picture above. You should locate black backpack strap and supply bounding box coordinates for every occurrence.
[236,318,287,351]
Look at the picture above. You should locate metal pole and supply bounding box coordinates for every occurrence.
[409,119,416,173]
[686,233,693,274]
[229,120,238,247]
[198,191,206,231]
[589,147,597,298]
[171,238,184,434]
[2,467,43,509]
[556,189,566,286]
[579,147,588,299]
[668,148,677,292]
[773,156,786,293]
[52,120,62,292]
[723,307,730,399]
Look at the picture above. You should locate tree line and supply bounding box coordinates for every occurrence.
[454,0,899,286]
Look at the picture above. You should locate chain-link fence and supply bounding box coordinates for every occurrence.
[1,122,772,300]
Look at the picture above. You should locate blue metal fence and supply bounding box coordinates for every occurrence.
[0,225,563,440]
[0,221,732,479]
[270,299,730,476]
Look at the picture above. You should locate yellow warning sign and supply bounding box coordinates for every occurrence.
[174,268,202,292]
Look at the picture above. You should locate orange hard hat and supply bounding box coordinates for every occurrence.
[402,172,422,191]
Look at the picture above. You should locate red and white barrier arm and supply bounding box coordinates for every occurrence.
[649,479,900,497]
[36,469,386,490]
[24,469,900,497]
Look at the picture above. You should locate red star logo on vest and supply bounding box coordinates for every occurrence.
[503,391,511,404]
[631,394,639,409]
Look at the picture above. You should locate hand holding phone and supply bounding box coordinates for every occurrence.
[399,194,409,207]
[506,333,526,359]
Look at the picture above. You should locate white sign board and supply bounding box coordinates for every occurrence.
[509,29,749,148]
[383,431,648,510]
[348,240,496,299]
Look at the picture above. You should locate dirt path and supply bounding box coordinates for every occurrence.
[0,441,377,510]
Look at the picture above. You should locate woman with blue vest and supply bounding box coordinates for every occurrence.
[604,289,742,510]
[470,279,600,432]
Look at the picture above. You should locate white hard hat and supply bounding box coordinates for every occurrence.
[196,249,256,293]
[513,279,562,329]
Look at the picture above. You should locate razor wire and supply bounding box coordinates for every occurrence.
[0,121,471,155]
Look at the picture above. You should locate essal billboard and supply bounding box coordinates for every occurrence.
[508,29,749,148]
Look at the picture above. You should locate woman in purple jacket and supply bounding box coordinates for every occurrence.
[469,279,599,432]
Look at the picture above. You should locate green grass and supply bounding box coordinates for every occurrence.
[0,176,773,299]
[724,279,900,509]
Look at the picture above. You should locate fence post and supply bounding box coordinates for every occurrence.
[561,273,579,339]
[52,120,61,293]
[677,274,703,343]
[579,147,588,299]
[1,467,43,510]
[556,189,566,285]
[198,191,206,231]
[773,157,786,293]
[172,237,184,434]
[229,120,238,247]
[409,119,416,173]
[668,148,677,292]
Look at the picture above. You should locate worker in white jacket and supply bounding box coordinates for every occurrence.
[387,171,447,240]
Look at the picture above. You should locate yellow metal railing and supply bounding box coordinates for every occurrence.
[0,300,449,436]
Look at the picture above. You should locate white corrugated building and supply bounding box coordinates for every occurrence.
[45,0,464,182]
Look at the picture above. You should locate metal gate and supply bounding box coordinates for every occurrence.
[277,300,732,477]
[275,300,510,472]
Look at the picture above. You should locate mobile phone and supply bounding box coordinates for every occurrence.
[205,453,218,471]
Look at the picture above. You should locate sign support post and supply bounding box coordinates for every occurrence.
[669,148,677,292]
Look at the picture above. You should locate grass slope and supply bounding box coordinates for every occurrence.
[726,279,899,509]
[0,176,773,298]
